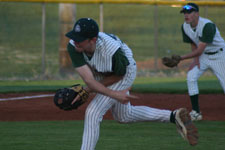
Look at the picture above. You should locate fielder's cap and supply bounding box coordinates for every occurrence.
[180,3,199,13]
[66,18,99,42]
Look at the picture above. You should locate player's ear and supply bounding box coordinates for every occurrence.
[90,37,97,43]
[194,12,199,17]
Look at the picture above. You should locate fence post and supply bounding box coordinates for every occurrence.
[59,3,76,74]
[41,3,46,77]
[99,3,104,32]
[153,5,158,70]
[204,5,208,18]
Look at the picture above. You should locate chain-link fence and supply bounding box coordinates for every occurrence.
[0,1,225,80]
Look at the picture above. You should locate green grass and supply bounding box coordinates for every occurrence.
[0,76,223,93]
[0,120,225,150]
[132,76,223,94]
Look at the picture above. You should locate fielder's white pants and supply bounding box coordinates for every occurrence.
[81,63,171,150]
[187,48,225,96]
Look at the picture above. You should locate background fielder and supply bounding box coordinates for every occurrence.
[65,18,198,150]
[178,3,225,121]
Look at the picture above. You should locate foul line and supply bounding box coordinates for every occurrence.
[0,94,54,101]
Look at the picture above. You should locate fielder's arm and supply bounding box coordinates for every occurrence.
[188,43,200,70]
[181,42,207,60]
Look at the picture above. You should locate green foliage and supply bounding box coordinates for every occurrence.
[0,120,225,150]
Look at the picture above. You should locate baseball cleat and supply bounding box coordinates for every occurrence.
[175,108,199,146]
[189,110,203,121]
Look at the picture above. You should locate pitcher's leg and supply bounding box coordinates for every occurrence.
[112,103,199,145]
[112,102,171,123]
[81,94,114,150]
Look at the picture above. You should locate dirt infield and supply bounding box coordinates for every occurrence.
[0,92,224,121]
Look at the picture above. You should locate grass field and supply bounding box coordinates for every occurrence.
[0,120,225,150]
[0,77,224,149]
[0,76,223,93]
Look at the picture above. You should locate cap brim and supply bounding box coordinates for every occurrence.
[65,31,87,42]
[180,9,196,13]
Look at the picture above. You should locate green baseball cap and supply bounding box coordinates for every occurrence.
[66,18,99,42]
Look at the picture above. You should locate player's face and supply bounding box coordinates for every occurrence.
[74,38,96,54]
[183,11,199,27]
[74,39,90,52]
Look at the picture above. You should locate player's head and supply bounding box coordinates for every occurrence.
[180,3,199,14]
[180,3,199,25]
[66,18,99,42]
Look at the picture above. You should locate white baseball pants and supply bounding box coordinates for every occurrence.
[80,63,171,150]
[187,48,225,96]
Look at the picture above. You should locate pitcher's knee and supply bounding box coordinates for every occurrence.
[113,112,133,123]
[85,109,96,118]
[85,107,95,118]
[85,107,103,122]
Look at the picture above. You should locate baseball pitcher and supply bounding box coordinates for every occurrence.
[61,18,198,149]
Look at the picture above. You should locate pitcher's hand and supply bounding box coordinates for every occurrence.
[111,88,139,104]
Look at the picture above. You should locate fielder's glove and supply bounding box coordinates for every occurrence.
[162,55,181,68]
[53,84,89,111]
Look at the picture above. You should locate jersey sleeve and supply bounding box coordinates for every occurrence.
[181,24,193,43]
[199,23,216,43]
[112,48,130,76]
[67,43,86,68]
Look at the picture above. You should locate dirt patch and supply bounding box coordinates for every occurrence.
[0,92,224,121]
